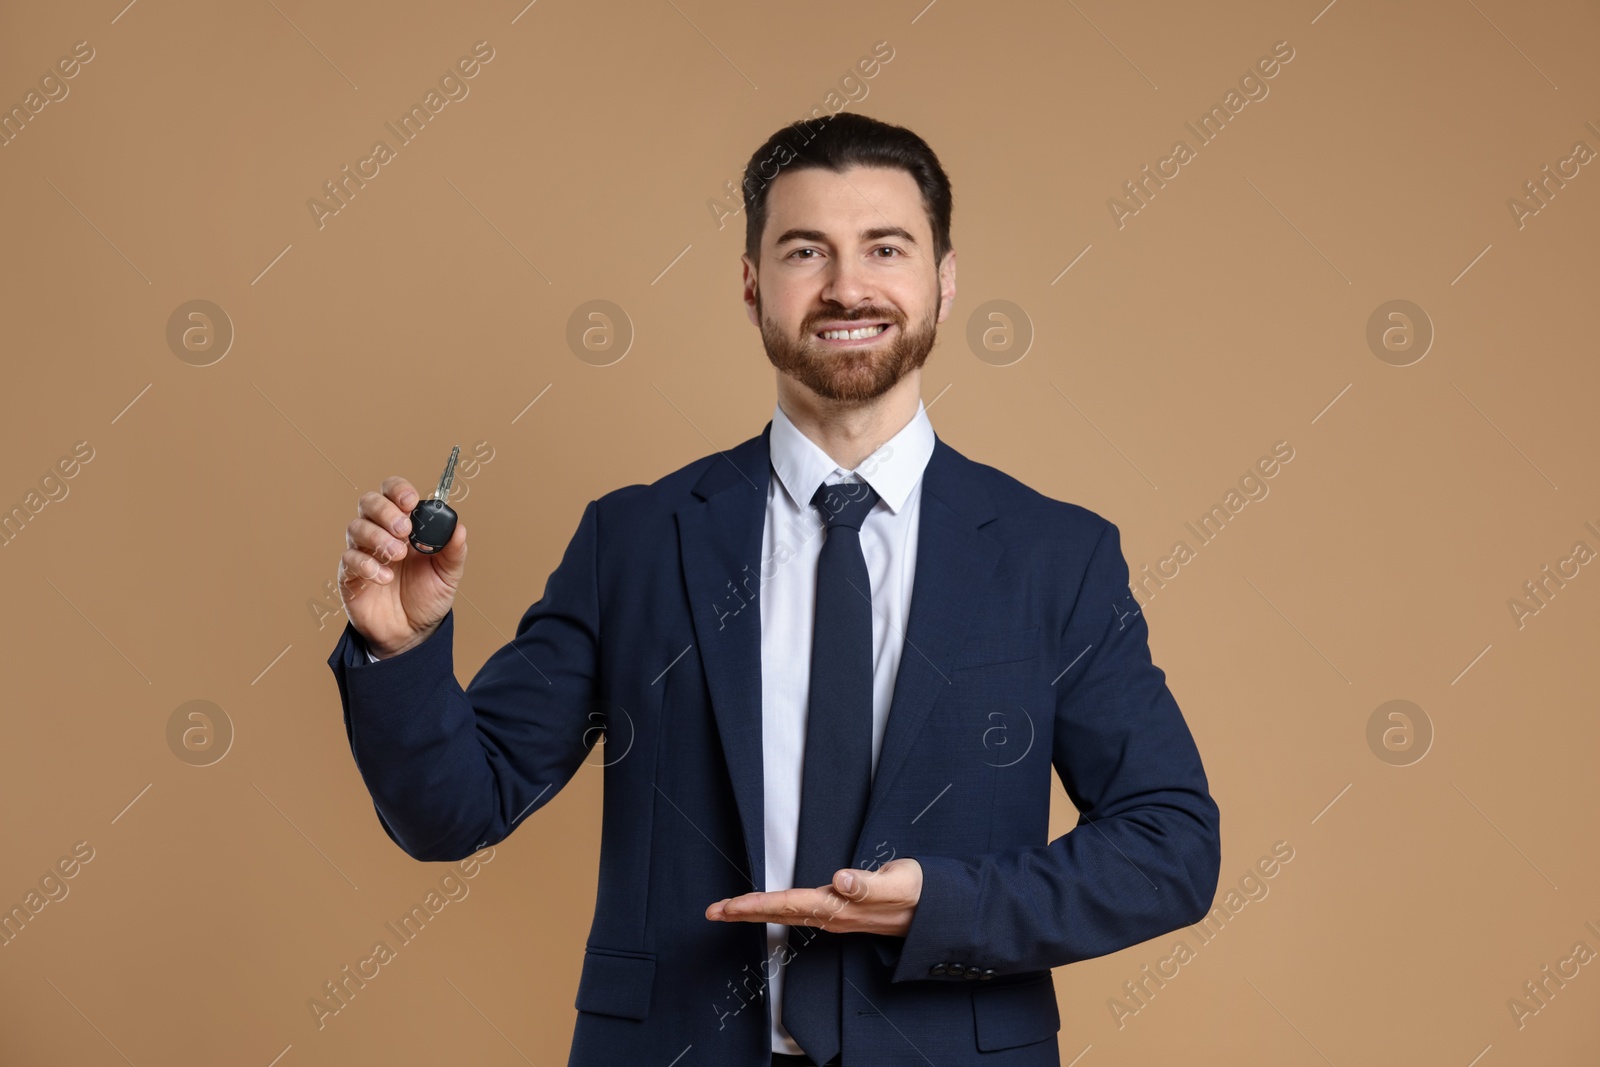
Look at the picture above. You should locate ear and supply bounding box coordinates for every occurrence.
[935,248,957,326]
[741,253,760,327]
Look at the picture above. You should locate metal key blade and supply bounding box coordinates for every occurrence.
[433,445,460,501]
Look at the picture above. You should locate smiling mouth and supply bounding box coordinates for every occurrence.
[814,322,893,343]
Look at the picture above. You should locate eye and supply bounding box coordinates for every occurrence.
[872,246,904,257]
[788,248,820,260]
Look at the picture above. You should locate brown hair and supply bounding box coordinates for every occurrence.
[741,113,954,269]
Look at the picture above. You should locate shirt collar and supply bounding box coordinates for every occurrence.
[769,397,936,516]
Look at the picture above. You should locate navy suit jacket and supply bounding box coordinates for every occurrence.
[326,420,1221,1066]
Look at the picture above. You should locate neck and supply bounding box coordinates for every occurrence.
[775,369,922,471]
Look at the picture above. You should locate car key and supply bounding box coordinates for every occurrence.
[408,445,460,555]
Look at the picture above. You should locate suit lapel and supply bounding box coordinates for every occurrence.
[677,422,774,891]
[862,435,1003,830]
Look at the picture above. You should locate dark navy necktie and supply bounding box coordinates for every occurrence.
[782,479,881,1065]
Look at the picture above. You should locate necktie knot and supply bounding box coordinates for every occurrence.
[811,481,880,533]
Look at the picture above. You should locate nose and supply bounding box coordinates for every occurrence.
[818,253,876,310]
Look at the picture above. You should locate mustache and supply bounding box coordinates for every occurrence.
[803,308,903,332]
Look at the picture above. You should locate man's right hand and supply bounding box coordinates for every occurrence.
[339,476,467,659]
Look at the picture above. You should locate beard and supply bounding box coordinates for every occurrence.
[758,292,940,403]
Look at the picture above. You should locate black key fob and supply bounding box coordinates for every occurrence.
[408,499,457,555]
[409,445,461,555]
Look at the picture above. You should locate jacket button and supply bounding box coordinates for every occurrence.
[947,963,964,977]
[929,963,946,976]
[979,969,995,980]
[963,967,980,979]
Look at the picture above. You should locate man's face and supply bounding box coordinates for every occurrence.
[743,165,955,404]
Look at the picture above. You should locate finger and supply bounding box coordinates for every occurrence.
[833,868,869,902]
[346,517,410,567]
[380,476,420,512]
[360,486,414,540]
[728,888,846,927]
[720,889,790,920]
[340,546,393,588]
[437,518,467,560]
[717,890,772,917]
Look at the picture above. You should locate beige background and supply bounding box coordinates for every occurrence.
[2,0,1597,1063]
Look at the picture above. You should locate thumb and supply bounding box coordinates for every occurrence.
[431,520,468,574]
[834,867,869,902]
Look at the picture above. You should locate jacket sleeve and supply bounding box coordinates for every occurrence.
[325,498,604,862]
[888,518,1221,983]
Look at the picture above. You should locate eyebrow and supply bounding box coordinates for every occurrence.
[772,225,919,248]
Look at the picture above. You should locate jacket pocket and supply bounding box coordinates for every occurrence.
[574,945,656,1020]
[952,625,1041,670]
[970,972,1060,1051]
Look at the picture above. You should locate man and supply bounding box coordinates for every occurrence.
[327,112,1221,1067]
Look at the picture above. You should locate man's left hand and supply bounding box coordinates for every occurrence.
[705,858,923,937]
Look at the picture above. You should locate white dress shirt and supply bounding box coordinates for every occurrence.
[362,399,938,1055]
[760,398,935,1054]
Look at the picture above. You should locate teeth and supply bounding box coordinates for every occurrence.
[819,324,889,340]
